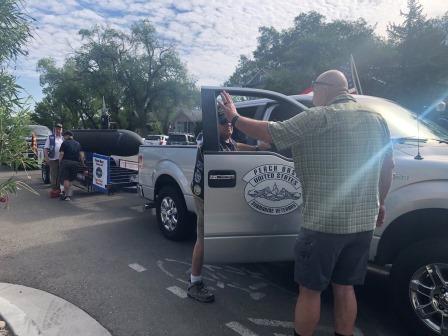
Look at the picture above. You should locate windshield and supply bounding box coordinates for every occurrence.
[28,125,51,137]
[147,135,162,140]
[358,96,448,140]
[169,134,186,142]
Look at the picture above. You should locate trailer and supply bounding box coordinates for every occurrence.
[38,129,142,194]
[40,152,138,194]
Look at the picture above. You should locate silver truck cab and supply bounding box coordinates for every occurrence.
[139,87,448,336]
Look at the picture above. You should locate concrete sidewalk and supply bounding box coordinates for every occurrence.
[0,283,111,336]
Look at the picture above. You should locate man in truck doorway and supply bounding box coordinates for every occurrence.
[188,109,269,302]
[219,70,394,336]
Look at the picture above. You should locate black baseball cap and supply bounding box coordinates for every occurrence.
[63,130,73,137]
[55,123,63,128]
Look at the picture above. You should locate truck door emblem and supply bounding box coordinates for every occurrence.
[243,164,303,216]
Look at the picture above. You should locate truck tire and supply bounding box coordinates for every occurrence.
[390,240,448,336]
[42,164,50,184]
[156,185,191,241]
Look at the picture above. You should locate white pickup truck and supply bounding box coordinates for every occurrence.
[138,87,448,336]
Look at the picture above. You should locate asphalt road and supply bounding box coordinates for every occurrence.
[0,171,407,336]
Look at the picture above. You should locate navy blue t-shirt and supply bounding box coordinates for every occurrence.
[60,139,81,162]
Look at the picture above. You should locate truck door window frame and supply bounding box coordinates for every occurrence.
[201,86,309,153]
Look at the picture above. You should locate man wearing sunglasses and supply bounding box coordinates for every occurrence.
[188,109,270,302]
[219,70,394,336]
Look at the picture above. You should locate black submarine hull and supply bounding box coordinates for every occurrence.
[71,129,143,156]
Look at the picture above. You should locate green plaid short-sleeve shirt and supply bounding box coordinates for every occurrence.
[268,94,393,234]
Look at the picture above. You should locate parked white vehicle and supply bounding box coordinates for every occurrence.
[144,134,168,145]
[138,87,448,336]
[166,132,196,145]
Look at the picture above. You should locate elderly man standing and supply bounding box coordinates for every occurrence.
[219,70,394,336]
[44,123,64,195]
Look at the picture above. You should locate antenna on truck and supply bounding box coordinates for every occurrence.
[415,109,423,160]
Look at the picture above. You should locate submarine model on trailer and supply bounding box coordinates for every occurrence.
[71,129,143,156]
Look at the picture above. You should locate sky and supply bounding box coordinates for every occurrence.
[13,0,448,105]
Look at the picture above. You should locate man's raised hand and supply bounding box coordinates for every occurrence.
[219,91,238,121]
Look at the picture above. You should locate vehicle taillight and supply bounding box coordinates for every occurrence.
[138,154,143,170]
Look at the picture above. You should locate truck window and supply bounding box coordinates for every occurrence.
[269,103,302,122]
[169,134,186,142]
[233,105,259,144]
[267,103,304,159]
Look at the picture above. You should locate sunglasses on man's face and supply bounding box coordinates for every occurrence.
[312,80,334,88]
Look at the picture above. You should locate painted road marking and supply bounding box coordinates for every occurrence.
[157,259,270,301]
[128,263,146,273]
[224,266,247,275]
[156,260,174,277]
[247,318,364,336]
[249,282,268,290]
[227,283,266,301]
[248,318,294,328]
[226,322,258,336]
[167,286,188,299]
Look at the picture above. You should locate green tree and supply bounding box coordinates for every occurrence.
[0,0,37,205]
[226,12,383,95]
[227,4,448,118]
[386,0,448,112]
[34,21,199,134]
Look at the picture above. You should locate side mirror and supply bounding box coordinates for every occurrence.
[436,101,446,113]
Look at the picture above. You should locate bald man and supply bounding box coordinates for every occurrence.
[219,70,394,336]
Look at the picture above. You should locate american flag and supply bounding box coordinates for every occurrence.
[301,55,362,95]
[338,61,358,94]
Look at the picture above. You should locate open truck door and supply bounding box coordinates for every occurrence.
[202,87,308,263]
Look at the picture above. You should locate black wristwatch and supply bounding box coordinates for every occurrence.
[231,115,240,127]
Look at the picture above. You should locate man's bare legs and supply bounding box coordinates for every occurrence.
[332,284,357,336]
[187,198,214,302]
[294,286,321,336]
[63,180,72,198]
[191,238,203,277]
[294,284,356,336]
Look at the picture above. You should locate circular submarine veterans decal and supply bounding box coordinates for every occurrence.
[243,164,303,216]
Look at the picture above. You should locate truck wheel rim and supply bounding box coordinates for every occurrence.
[409,263,448,335]
[160,196,178,232]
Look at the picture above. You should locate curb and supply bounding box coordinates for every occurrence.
[0,283,111,336]
[0,297,41,336]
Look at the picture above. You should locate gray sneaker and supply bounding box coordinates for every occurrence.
[187,281,215,303]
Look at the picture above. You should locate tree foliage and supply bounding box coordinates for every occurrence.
[0,0,36,203]
[226,2,448,114]
[33,21,199,134]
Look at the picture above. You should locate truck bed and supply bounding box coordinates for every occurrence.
[138,145,197,211]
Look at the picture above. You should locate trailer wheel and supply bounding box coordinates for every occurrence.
[156,186,191,241]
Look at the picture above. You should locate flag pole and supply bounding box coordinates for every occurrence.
[350,54,363,95]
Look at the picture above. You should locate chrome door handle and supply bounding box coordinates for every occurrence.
[209,174,235,180]
[208,170,236,188]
